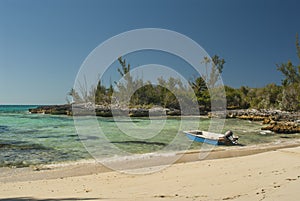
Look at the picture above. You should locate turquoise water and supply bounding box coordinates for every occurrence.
[1,105,299,168]
[0,105,89,167]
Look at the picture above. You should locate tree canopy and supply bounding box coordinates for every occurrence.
[69,34,300,112]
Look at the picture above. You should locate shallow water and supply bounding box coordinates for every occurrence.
[0,105,299,167]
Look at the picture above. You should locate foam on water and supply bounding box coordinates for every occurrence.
[100,151,178,163]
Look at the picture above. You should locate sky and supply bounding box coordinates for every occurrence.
[0,0,300,105]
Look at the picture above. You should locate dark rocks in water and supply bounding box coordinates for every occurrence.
[29,104,71,115]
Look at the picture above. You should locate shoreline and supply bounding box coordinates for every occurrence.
[1,143,300,201]
[29,105,300,133]
[1,138,300,183]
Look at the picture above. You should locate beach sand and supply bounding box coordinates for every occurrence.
[0,143,300,201]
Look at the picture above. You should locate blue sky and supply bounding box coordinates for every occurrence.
[0,0,300,104]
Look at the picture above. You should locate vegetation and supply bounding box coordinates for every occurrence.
[69,34,300,112]
[114,57,193,109]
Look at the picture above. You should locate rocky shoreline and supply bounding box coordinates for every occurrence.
[224,109,300,134]
[28,104,182,117]
[29,105,300,134]
[29,104,72,115]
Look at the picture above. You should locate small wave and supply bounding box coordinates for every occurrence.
[100,151,177,163]
[41,159,97,168]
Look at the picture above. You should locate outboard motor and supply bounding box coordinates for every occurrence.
[224,130,238,145]
[224,130,233,138]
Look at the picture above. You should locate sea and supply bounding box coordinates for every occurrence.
[1,105,299,168]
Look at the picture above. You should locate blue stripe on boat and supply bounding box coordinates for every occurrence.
[185,132,218,145]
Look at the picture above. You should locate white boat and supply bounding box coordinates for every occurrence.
[183,130,239,145]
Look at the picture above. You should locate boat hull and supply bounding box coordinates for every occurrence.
[184,130,238,146]
[185,132,219,145]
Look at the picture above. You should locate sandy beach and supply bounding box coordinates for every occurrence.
[0,141,300,201]
[2,0,300,200]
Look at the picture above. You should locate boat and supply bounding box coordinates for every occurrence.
[183,130,239,145]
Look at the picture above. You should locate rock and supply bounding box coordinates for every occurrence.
[95,105,112,117]
[95,110,112,117]
[261,121,300,134]
[261,125,274,131]
[29,104,71,115]
[224,109,300,122]
[166,109,181,116]
[224,109,300,134]
[29,105,300,129]
[263,118,271,124]
[149,107,166,116]
[208,111,227,118]
[237,115,265,121]
[129,108,149,117]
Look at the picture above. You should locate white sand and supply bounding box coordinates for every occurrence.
[0,145,300,201]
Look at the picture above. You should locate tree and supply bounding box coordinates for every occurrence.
[67,88,82,103]
[115,57,137,106]
[225,86,242,109]
[297,33,300,63]
[191,54,225,111]
[201,55,225,88]
[277,33,300,86]
[190,76,210,110]
[280,83,300,111]
[95,80,107,104]
[276,33,300,111]
[277,60,300,86]
[190,76,207,97]
[212,55,225,74]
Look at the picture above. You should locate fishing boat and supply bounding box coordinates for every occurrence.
[183,130,239,145]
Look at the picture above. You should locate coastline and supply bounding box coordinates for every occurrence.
[1,105,300,200]
[3,105,300,169]
[29,105,300,133]
[1,141,300,200]
[1,138,300,182]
